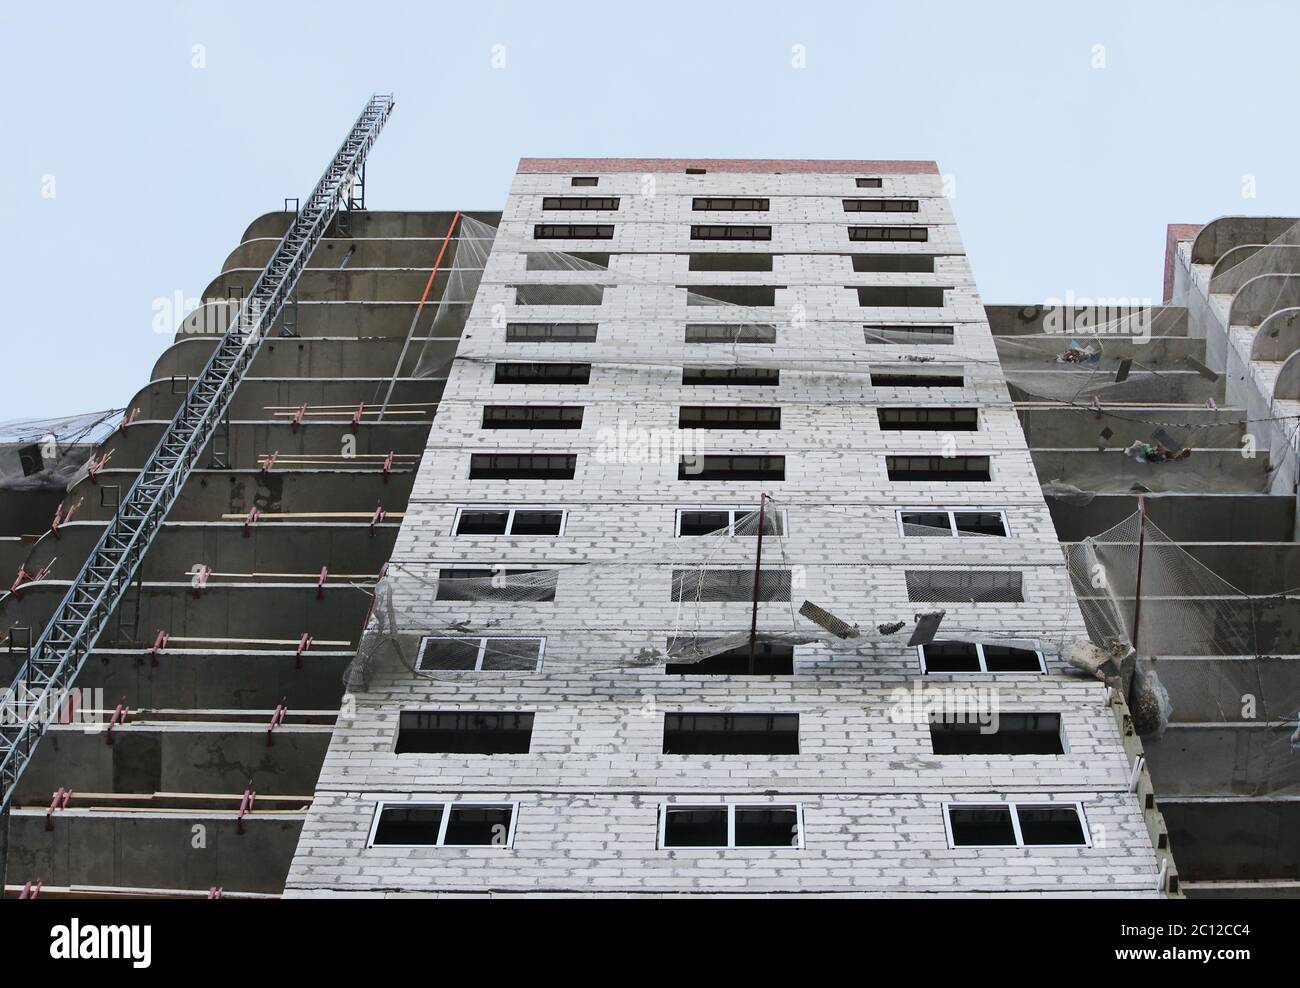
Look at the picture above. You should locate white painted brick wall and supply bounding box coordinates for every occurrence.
[285,162,1161,897]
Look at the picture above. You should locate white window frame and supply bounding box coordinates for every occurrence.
[416,635,546,673]
[658,802,805,850]
[366,800,521,848]
[917,640,1046,675]
[895,508,1011,538]
[941,801,1091,849]
[452,507,569,537]
[675,507,788,537]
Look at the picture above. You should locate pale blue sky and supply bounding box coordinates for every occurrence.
[2,0,1296,418]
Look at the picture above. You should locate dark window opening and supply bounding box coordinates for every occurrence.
[514,285,604,306]
[684,323,777,344]
[929,713,1063,755]
[436,567,558,602]
[948,806,1017,847]
[443,804,514,846]
[542,196,620,210]
[1018,805,1087,846]
[919,641,982,673]
[372,805,446,845]
[679,406,781,430]
[677,510,732,536]
[680,455,785,481]
[688,253,774,272]
[396,711,534,754]
[856,286,947,308]
[919,641,1044,674]
[982,645,1045,672]
[690,225,772,241]
[878,407,978,431]
[864,324,954,344]
[685,285,779,306]
[506,322,599,342]
[534,223,615,240]
[417,636,544,672]
[905,570,1024,604]
[849,226,928,242]
[692,197,770,211]
[677,508,784,537]
[685,166,708,175]
[855,177,883,188]
[953,511,1008,537]
[454,509,564,536]
[735,807,798,847]
[510,510,565,535]
[526,253,609,270]
[469,453,577,480]
[482,405,584,429]
[570,176,599,186]
[663,807,727,847]
[663,712,799,754]
[871,371,964,388]
[454,510,510,535]
[843,198,920,213]
[666,639,795,675]
[852,253,935,273]
[494,362,591,384]
[682,366,780,386]
[900,510,955,536]
[886,455,990,481]
[671,567,792,602]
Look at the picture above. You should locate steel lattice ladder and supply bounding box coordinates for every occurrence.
[0,94,396,814]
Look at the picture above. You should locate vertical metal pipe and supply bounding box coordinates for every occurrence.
[1132,496,1147,652]
[748,493,768,674]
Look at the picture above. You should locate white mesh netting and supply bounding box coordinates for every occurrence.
[0,408,123,491]
[1067,506,1300,793]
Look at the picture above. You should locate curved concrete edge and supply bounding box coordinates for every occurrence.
[1225,273,1300,327]
[1192,215,1300,265]
[1251,306,1300,360]
[1276,349,1300,400]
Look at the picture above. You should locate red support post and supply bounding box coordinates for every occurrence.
[351,401,366,429]
[150,629,168,668]
[381,451,394,483]
[291,404,308,432]
[45,788,72,831]
[369,501,385,538]
[316,567,328,600]
[259,451,278,479]
[19,881,41,899]
[237,783,256,834]
[105,701,128,745]
[243,505,260,538]
[266,704,287,746]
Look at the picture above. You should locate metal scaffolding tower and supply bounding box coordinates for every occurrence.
[0,94,396,817]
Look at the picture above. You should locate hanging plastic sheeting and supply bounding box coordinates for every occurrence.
[1066,506,1300,793]
[0,408,122,492]
[994,305,1208,406]
[411,216,500,381]
[424,219,1004,391]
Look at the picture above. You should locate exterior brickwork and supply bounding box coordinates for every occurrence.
[285,160,1161,897]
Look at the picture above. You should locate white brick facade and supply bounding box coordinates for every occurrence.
[284,160,1161,897]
